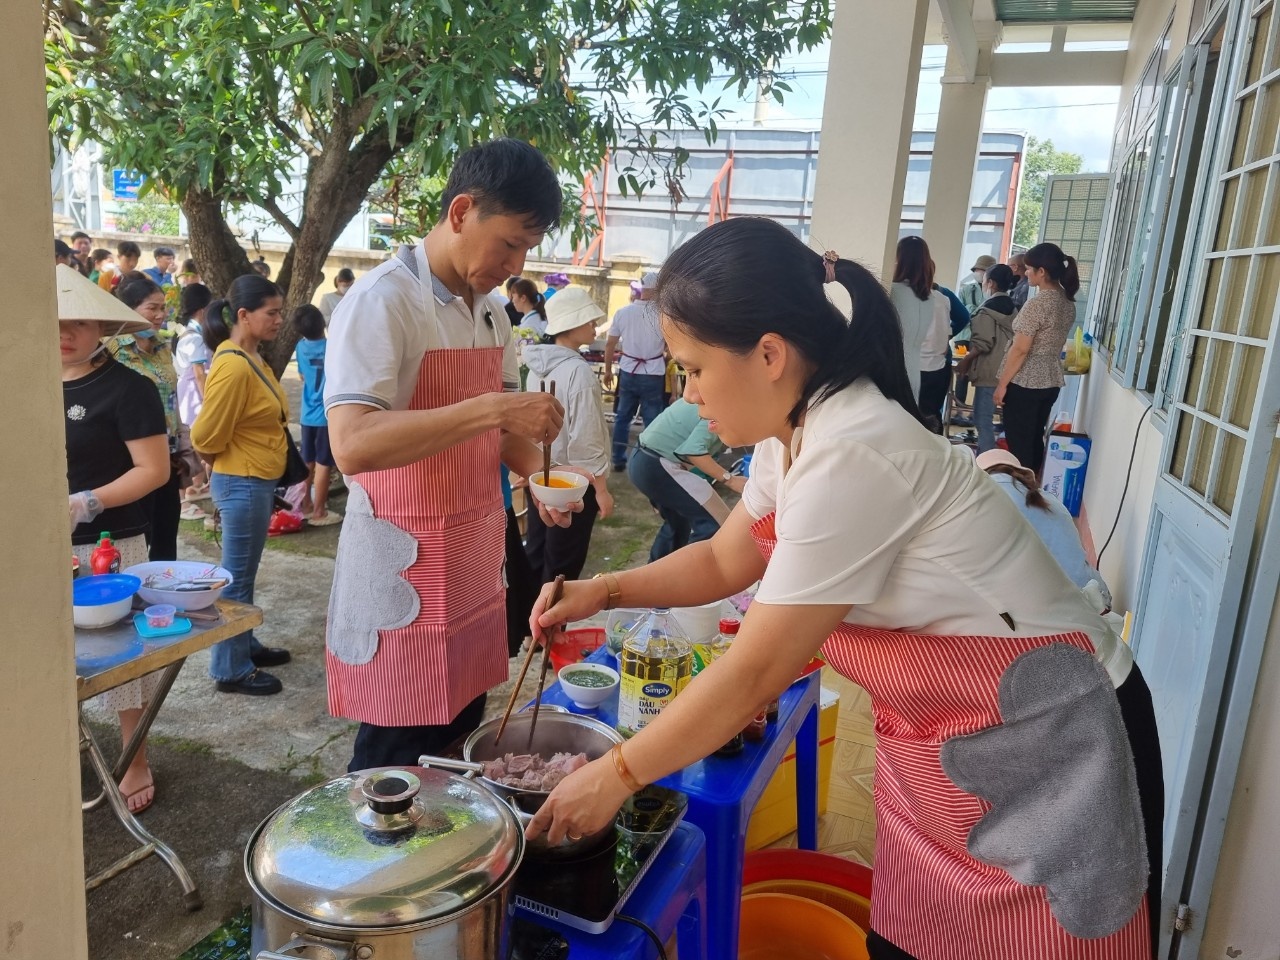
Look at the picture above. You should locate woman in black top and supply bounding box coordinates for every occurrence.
[59,266,169,813]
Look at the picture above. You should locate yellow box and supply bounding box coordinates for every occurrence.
[745,685,840,850]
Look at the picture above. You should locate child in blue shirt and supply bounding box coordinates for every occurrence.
[293,305,342,526]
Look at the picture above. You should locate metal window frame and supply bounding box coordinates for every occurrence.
[1130,3,1280,953]
[1152,14,1245,411]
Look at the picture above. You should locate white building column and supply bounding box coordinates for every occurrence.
[0,6,90,960]
[923,35,995,288]
[811,0,929,283]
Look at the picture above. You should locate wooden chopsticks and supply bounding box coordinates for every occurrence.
[539,379,556,485]
[494,574,566,748]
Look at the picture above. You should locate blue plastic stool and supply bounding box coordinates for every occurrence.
[539,653,822,960]
[527,820,708,960]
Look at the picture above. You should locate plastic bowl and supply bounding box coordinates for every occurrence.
[125,561,233,611]
[557,662,620,709]
[738,892,868,960]
[743,849,874,898]
[549,627,608,673]
[72,574,141,629]
[528,470,589,510]
[743,879,871,930]
[143,604,177,628]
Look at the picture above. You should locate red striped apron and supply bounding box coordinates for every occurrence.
[326,247,508,727]
[750,512,1150,960]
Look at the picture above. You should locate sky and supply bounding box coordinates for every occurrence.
[706,43,1122,171]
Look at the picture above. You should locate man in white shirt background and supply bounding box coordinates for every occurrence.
[603,270,667,471]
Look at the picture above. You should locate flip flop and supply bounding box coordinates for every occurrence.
[123,775,154,815]
[307,511,343,526]
[180,503,207,521]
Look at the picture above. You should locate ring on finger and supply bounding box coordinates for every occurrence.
[567,832,582,841]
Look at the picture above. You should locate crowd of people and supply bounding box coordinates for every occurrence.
[888,234,1082,476]
[59,138,1153,959]
[57,234,353,810]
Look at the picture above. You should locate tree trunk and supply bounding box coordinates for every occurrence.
[181,112,410,376]
[181,188,254,299]
[258,121,402,376]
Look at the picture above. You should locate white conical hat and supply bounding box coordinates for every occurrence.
[54,263,151,335]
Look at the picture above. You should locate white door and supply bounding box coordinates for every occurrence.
[1132,2,1280,954]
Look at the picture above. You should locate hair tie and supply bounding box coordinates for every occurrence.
[823,250,839,284]
[223,304,234,326]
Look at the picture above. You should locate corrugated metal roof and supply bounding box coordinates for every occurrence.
[993,0,1137,22]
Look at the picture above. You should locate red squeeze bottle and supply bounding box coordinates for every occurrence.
[90,533,121,575]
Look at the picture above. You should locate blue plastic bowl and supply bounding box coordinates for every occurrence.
[72,574,142,606]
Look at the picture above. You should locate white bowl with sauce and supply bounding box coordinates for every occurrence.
[529,470,589,510]
[557,662,620,709]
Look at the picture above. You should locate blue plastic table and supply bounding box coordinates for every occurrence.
[521,820,708,959]
[540,648,821,960]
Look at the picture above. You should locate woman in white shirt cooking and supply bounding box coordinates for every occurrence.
[521,287,614,583]
[527,217,1162,960]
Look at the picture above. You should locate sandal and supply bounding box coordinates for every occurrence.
[182,484,212,503]
[308,511,343,527]
[180,503,207,521]
[122,773,154,815]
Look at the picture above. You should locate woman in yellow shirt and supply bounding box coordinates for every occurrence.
[191,275,292,695]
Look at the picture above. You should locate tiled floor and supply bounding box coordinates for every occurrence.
[768,668,878,867]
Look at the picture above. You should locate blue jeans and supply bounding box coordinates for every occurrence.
[612,372,667,467]
[209,473,276,681]
[628,447,720,562]
[973,385,998,452]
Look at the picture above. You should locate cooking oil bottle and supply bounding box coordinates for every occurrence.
[617,608,693,739]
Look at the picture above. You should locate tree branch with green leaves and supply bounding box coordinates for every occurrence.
[47,0,831,373]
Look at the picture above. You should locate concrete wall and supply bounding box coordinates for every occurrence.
[1076,0,1185,611]
[1078,372,1164,611]
[1201,598,1280,957]
[69,229,391,302]
[1,3,91,958]
[1080,0,1280,949]
[73,233,646,322]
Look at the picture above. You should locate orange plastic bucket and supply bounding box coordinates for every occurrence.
[743,879,871,930]
[743,849,873,897]
[738,892,868,960]
[743,850,874,932]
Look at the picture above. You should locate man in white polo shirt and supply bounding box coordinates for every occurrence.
[323,139,580,771]
[603,269,667,471]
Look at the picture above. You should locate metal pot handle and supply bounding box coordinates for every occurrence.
[417,754,485,778]
[255,935,354,960]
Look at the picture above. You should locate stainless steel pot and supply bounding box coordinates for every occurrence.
[420,710,623,859]
[245,766,524,960]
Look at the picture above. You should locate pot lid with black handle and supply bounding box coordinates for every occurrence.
[246,766,523,927]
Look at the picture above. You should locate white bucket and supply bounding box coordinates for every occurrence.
[672,601,725,643]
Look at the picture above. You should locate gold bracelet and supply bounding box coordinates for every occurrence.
[593,572,622,610]
[611,743,643,793]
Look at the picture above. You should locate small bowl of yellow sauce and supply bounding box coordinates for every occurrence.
[529,470,590,510]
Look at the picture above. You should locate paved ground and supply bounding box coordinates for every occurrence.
[82,367,687,958]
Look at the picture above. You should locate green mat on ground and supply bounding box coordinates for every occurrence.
[175,908,250,960]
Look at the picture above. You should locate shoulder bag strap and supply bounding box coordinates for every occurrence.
[224,348,287,426]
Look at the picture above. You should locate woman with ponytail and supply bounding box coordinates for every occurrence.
[524,217,1162,960]
[994,241,1081,472]
[508,276,549,335]
[889,235,951,409]
[191,274,293,696]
